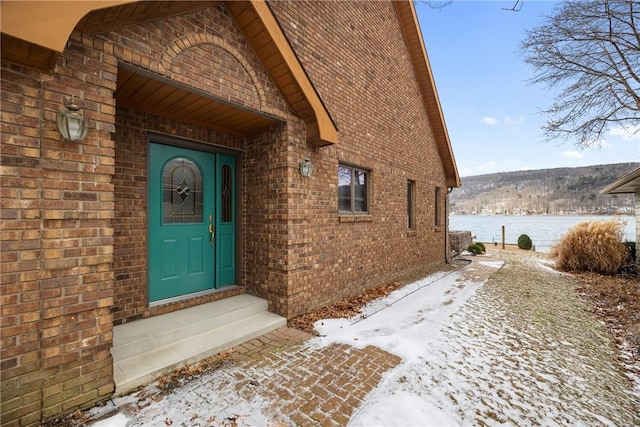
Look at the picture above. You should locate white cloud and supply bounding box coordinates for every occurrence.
[608,125,640,140]
[599,140,615,148]
[562,151,584,159]
[481,115,524,127]
[504,115,524,126]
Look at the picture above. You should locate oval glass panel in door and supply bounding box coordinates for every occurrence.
[162,157,204,223]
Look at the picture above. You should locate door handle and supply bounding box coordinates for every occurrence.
[209,214,215,246]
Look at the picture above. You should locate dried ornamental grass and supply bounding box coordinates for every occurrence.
[551,219,628,275]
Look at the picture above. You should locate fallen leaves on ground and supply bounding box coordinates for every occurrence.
[575,272,640,362]
[287,281,405,335]
[155,350,235,393]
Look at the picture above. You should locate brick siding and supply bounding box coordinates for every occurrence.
[269,0,449,316]
[1,29,117,424]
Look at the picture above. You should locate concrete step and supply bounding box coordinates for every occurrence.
[112,294,270,361]
[112,294,286,396]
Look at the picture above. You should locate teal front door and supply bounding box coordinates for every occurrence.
[149,142,236,302]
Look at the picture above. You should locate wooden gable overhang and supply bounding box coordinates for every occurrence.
[0,0,338,146]
[1,0,138,70]
[394,1,461,188]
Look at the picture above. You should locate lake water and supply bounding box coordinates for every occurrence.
[449,215,636,253]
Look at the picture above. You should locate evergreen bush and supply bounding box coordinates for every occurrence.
[467,243,484,255]
[517,234,533,250]
[551,220,628,275]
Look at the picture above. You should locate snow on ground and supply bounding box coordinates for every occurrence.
[314,264,496,426]
[317,257,639,426]
[91,257,640,426]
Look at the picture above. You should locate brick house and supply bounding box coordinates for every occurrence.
[1,1,460,424]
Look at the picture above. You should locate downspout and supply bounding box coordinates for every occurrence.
[445,187,454,263]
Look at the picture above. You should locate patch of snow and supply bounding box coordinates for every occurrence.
[90,413,128,427]
[478,260,505,269]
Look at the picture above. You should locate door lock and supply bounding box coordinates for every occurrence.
[209,215,215,246]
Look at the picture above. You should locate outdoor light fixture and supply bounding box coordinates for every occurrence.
[56,96,89,142]
[299,158,313,177]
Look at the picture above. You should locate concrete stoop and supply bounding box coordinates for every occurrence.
[111,294,286,396]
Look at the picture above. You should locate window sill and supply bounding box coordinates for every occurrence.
[339,215,373,223]
[407,230,417,237]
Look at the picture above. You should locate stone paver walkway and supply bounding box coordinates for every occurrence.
[116,329,401,426]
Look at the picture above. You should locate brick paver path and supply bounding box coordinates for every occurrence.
[119,327,401,426]
[230,331,401,426]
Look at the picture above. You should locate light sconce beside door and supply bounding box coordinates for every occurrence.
[56,96,89,142]
[299,158,313,177]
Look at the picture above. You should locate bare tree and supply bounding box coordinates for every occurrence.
[521,1,640,147]
[417,0,521,11]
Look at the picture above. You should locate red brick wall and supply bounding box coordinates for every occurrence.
[243,121,309,314]
[268,0,449,317]
[1,29,117,425]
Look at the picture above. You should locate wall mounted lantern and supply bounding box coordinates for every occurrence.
[56,96,89,142]
[299,158,313,177]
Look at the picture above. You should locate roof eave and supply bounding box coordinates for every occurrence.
[600,167,640,194]
[228,1,337,146]
[394,1,460,188]
[0,1,137,54]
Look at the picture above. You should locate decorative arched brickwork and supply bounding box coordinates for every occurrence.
[159,33,267,110]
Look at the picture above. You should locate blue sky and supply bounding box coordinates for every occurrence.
[416,1,640,177]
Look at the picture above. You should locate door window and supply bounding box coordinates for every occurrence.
[162,157,204,224]
[221,165,233,223]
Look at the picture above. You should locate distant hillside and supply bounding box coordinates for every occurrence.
[450,163,639,215]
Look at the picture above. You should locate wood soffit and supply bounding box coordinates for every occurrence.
[115,64,283,137]
[1,1,138,71]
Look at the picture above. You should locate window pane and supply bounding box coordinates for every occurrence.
[338,166,352,211]
[354,170,367,212]
[221,165,233,223]
[435,187,441,226]
[338,165,369,213]
[339,195,351,211]
[407,180,415,229]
